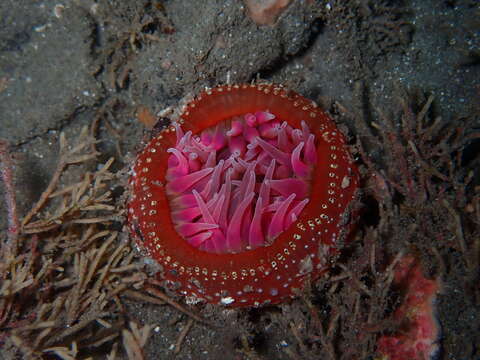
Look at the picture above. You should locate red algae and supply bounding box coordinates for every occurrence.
[127,83,359,307]
[377,255,441,360]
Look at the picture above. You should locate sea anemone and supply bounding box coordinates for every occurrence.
[127,83,359,307]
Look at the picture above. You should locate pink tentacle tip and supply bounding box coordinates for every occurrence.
[255,111,276,124]
[267,193,296,241]
[226,120,243,137]
[166,167,214,194]
[226,192,255,253]
[291,142,310,178]
[188,231,212,247]
[176,222,219,237]
[167,148,189,177]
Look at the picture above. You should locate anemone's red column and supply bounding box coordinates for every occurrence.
[127,84,359,307]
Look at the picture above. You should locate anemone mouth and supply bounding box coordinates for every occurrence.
[166,111,317,254]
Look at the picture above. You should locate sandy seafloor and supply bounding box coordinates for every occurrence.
[0,0,479,359]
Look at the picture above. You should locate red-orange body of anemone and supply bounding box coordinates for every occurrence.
[127,83,359,307]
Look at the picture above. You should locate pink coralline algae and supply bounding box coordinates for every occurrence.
[127,83,359,307]
[377,255,441,360]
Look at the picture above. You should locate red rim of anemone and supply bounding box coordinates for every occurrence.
[127,83,359,307]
